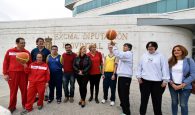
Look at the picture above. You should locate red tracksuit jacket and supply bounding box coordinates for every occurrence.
[25,62,50,83]
[3,47,31,75]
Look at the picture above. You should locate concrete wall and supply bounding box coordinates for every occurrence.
[167,8,195,19]
[0,15,193,75]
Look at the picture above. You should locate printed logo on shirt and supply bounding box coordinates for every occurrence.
[147,57,153,62]
[31,65,47,70]
[9,52,17,56]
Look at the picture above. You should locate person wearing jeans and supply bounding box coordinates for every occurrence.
[168,45,195,115]
[73,46,92,108]
[111,41,133,115]
[62,43,77,103]
[63,73,75,102]
[101,44,118,106]
[136,41,170,115]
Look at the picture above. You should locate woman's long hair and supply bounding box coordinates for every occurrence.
[78,46,86,57]
[168,45,188,68]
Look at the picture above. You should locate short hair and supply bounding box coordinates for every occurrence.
[146,41,158,50]
[51,45,58,49]
[36,37,44,43]
[65,43,72,48]
[36,52,44,61]
[123,43,132,51]
[16,37,24,43]
[88,44,96,51]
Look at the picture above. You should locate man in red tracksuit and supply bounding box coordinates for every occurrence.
[2,38,31,113]
[21,53,50,114]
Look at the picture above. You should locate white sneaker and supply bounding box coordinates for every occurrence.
[101,99,106,104]
[120,113,126,115]
[110,101,115,106]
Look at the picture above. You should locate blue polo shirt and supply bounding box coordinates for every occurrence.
[31,47,50,62]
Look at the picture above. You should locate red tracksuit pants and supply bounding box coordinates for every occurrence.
[25,81,46,111]
[8,72,28,110]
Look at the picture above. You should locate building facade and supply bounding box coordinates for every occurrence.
[65,0,195,58]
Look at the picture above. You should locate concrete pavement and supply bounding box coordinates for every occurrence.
[0,76,195,115]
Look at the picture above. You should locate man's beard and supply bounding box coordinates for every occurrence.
[66,50,72,54]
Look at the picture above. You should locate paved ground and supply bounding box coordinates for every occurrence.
[0,76,195,115]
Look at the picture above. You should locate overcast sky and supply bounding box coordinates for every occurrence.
[0,0,72,21]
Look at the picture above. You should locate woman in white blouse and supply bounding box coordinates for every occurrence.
[168,45,195,115]
[136,41,170,115]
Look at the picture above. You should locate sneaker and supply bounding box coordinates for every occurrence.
[47,99,53,104]
[20,109,29,115]
[120,113,126,115]
[88,97,93,102]
[57,99,61,104]
[95,98,99,104]
[110,101,115,106]
[69,97,74,103]
[38,105,43,110]
[63,97,69,103]
[101,99,106,104]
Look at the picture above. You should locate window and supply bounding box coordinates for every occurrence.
[73,0,195,15]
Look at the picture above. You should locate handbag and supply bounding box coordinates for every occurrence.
[186,58,195,94]
[191,81,195,94]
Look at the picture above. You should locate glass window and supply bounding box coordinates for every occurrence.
[148,3,157,13]
[166,0,177,12]
[157,0,166,13]
[177,0,188,10]
[139,5,148,13]
[101,0,110,6]
[189,0,195,8]
[73,0,195,15]
[131,7,140,14]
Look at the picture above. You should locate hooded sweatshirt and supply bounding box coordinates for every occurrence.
[136,52,170,82]
[113,46,133,78]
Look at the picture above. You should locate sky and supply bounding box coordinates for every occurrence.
[0,0,72,21]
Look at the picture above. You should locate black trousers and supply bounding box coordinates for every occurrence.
[89,74,101,99]
[76,75,89,101]
[139,79,165,115]
[118,77,132,115]
[103,72,117,101]
[49,71,63,100]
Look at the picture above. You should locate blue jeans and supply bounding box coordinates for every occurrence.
[62,73,75,97]
[169,84,191,115]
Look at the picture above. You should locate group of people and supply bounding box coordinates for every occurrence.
[2,37,195,115]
